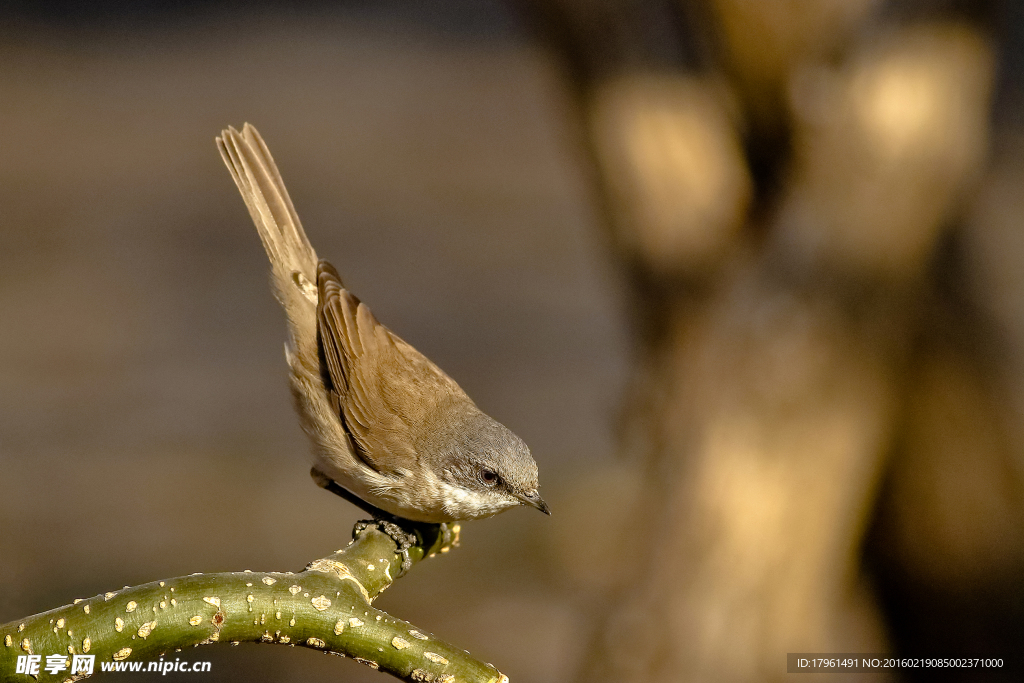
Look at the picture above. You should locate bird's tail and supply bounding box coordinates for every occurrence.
[217,124,320,362]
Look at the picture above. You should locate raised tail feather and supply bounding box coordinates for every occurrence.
[217,124,320,363]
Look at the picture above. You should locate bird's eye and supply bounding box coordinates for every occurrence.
[478,468,499,486]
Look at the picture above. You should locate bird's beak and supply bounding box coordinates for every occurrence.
[516,489,551,516]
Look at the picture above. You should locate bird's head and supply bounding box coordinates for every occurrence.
[425,411,549,521]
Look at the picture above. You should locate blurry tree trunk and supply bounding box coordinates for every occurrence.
[520,1,1009,680]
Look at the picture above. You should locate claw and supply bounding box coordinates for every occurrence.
[353,518,417,577]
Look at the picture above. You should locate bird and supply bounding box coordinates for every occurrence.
[216,124,549,533]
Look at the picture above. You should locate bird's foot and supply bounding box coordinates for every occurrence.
[379,519,417,576]
[353,518,418,577]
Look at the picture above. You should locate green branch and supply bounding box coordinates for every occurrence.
[0,521,508,683]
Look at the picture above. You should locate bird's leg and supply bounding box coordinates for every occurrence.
[311,467,384,516]
[312,468,418,576]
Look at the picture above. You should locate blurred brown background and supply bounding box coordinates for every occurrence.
[2,1,1024,681]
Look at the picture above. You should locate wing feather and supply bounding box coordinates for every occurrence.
[316,260,466,476]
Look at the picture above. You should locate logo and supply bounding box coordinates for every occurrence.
[16,654,95,676]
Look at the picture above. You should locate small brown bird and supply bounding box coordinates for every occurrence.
[216,124,548,525]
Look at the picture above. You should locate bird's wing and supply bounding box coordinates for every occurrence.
[315,260,462,476]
